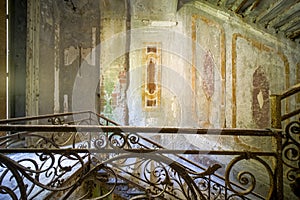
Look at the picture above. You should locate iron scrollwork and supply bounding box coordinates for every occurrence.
[283,119,300,197]
[0,111,281,199]
[93,153,221,200]
[225,153,275,200]
[0,151,87,200]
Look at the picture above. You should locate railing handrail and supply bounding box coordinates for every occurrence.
[271,83,300,127]
[0,110,94,124]
[0,112,278,199]
[0,123,275,199]
[0,124,275,136]
[280,82,300,100]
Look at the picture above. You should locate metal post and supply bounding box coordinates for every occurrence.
[276,130,284,200]
[270,94,282,129]
[270,94,283,198]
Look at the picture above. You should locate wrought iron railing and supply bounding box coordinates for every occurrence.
[270,83,300,199]
[270,83,300,129]
[0,110,287,199]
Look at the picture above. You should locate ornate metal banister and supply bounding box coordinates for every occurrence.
[270,83,300,198]
[5,111,299,199]
[0,111,282,199]
[271,83,300,128]
[0,124,275,135]
[282,118,300,198]
[0,84,298,199]
[280,83,300,100]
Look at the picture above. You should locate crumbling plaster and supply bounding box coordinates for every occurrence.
[26,0,300,129]
[24,0,300,129]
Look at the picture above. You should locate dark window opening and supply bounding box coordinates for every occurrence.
[146,99,156,107]
[147,46,157,53]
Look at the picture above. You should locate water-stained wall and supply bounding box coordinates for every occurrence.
[27,0,300,129]
[27,0,102,116]
[179,2,298,130]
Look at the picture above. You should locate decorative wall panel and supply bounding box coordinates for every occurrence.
[142,42,161,110]
[191,15,225,128]
[232,34,289,128]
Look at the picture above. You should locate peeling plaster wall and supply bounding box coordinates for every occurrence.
[178,2,300,130]
[127,0,187,127]
[99,1,126,124]
[125,1,300,131]
[39,0,54,116]
[27,0,101,116]
[59,0,100,114]
[28,0,300,129]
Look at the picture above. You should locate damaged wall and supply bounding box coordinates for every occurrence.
[27,0,101,116]
[179,2,298,130]
[26,0,300,128]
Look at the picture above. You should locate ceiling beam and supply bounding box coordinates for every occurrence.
[269,3,300,29]
[279,16,300,32]
[286,29,300,40]
[224,0,236,9]
[230,0,247,12]
[238,0,260,16]
[217,0,227,7]
[256,0,298,25]
[176,0,300,44]
[232,0,257,14]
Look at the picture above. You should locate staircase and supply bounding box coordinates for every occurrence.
[0,83,299,200]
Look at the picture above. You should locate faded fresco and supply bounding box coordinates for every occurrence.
[252,66,270,129]
[29,0,296,131]
[233,35,286,128]
[193,15,224,128]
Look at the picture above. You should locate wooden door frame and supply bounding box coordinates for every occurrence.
[0,0,7,121]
